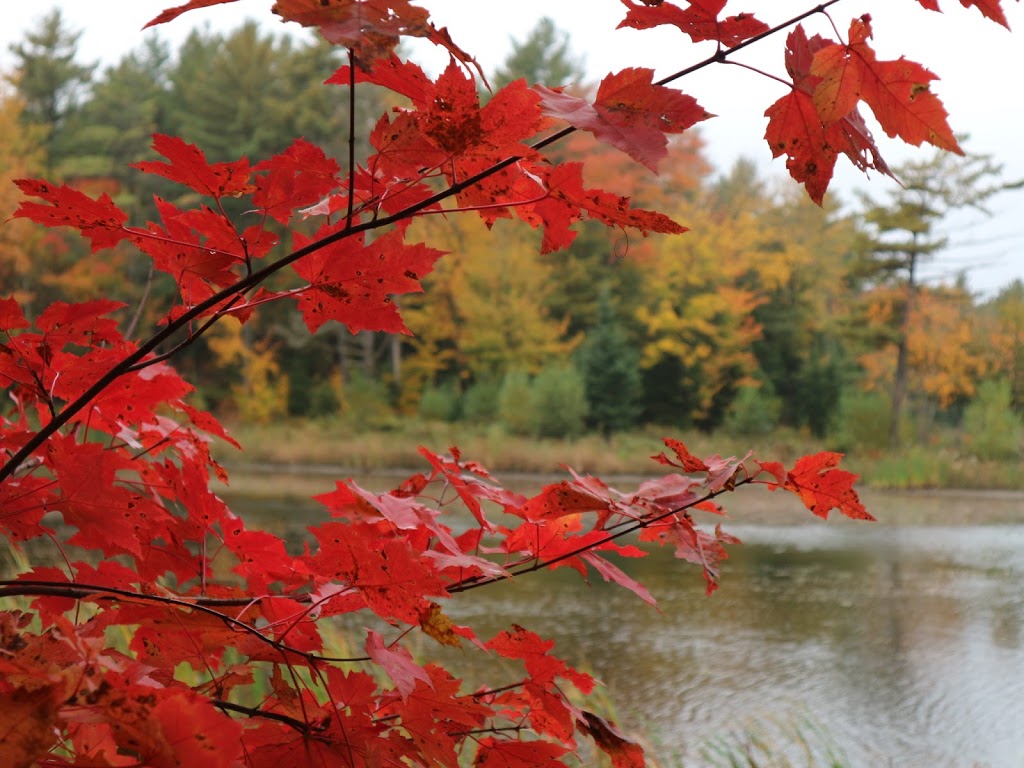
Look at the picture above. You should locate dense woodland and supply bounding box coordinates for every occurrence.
[3,10,1023,455]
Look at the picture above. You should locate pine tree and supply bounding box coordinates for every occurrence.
[578,287,642,435]
[492,17,586,90]
[7,9,95,175]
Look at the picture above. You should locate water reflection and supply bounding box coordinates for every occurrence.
[224,488,1024,767]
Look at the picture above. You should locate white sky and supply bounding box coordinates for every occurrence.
[2,0,1023,295]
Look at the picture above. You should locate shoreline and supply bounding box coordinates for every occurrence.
[216,462,1024,527]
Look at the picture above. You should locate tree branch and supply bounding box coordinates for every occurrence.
[0,581,368,664]
[0,1,842,484]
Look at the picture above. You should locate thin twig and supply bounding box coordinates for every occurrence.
[447,476,754,594]
[214,699,316,732]
[0,581,368,664]
[346,49,357,229]
[124,261,155,340]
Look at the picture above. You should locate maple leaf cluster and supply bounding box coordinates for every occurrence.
[0,0,1013,765]
[0,431,862,766]
[764,15,964,204]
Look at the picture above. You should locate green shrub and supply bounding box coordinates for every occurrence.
[417,380,461,422]
[462,377,501,423]
[724,382,782,436]
[498,370,534,435]
[308,377,341,417]
[830,390,893,452]
[860,445,951,488]
[963,379,1022,460]
[527,364,588,438]
[340,371,396,430]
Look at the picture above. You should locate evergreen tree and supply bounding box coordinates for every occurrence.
[63,36,172,212]
[492,17,586,90]
[746,184,854,437]
[7,9,95,175]
[577,287,642,435]
[169,23,279,161]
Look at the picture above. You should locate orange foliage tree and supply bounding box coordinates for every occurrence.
[0,89,47,311]
[0,1,1012,765]
[859,281,991,412]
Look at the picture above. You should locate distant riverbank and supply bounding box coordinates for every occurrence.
[211,419,1024,494]
[216,461,1024,527]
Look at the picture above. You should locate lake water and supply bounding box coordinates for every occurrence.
[227,479,1024,767]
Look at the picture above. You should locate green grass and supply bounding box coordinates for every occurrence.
[692,713,852,768]
[213,419,827,477]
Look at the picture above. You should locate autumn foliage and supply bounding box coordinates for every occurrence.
[0,0,1011,765]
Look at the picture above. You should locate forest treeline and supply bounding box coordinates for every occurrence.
[2,11,1023,459]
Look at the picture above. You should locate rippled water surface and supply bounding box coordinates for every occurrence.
[233,485,1024,767]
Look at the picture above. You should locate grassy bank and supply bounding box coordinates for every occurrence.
[211,419,1024,491]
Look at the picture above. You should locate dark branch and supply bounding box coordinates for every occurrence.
[0,1,841,484]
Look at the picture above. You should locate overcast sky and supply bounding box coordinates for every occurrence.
[2,1,1023,294]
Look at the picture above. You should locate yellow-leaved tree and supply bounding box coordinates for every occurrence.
[399,215,574,406]
[636,174,823,427]
[0,87,46,310]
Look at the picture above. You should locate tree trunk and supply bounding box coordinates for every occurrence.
[889,248,918,449]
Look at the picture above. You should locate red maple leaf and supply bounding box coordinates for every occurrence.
[270,0,483,78]
[485,625,593,692]
[652,438,710,472]
[520,481,614,521]
[757,452,874,521]
[0,297,30,332]
[252,139,340,224]
[764,89,837,205]
[46,436,177,559]
[291,228,443,334]
[351,61,545,220]
[638,515,739,594]
[765,25,896,203]
[912,0,1011,27]
[618,0,769,48]
[35,299,126,345]
[537,69,711,172]
[528,162,685,254]
[632,473,701,511]
[307,521,447,623]
[959,0,1011,26]
[474,736,571,768]
[133,134,256,199]
[581,552,656,606]
[419,60,484,155]
[327,52,435,105]
[144,0,240,27]
[377,664,488,764]
[0,683,61,766]
[810,16,961,154]
[133,199,244,306]
[13,179,129,252]
[579,710,646,768]
[366,630,432,699]
[0,475,55,543]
